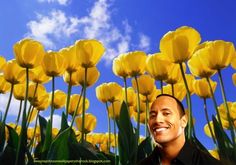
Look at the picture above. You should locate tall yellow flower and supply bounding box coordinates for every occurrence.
[204,121,215,138]
[133,111,146,124]
[49,90,67,109]
[163,83,186,101]
[232,73,236,86]
[74,39,105,68]
[75,66,100,87]
[75,113,96,134]
[96,82,123,103]
[108,101,122,120]
[35,93,50,111]
[0,74,11,94]
[218,102,236,123]
[42,51,66,77]
[59,45,79,73]
[132,74,155,96]
[30,66,51,84]
[68,94,89,115]
[165,63,184,85]
[0,56,6,71]
[28,83,47,107]
[3,59,25,84]
[123,51,147,77]
[204,40,235,70]
[146,53,170,80]
[140,87,160,103]
[13,83,26,100]
[188,43,216,78]
[27,108,38,123]
[183,74,195,95]
[160,26,201,63]
[122,87,136,107]
[230,53,236,69]
[112,54,129,78]
[63,71,80,86]
[14,38,45,68]
[193,78,217,99]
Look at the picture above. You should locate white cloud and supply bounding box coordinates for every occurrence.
[38,0,70,5]
[26,0,151,64]
[138,33,151,51]
[26,10,79,49]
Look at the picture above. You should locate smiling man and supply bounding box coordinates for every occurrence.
[138,94,222,165]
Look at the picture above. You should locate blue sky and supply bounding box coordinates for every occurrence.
[0,0,236,150]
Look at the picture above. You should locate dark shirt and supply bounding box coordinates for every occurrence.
[137,140,222,165]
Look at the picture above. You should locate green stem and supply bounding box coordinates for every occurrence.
[105,102,111,153]
[123,77,128,105]
[171,83,175,96]
[134,76,141,143]
[26,106,35,129]
[26,83,38,123]
[65,72,72,119]
[111,102,117,165]
[81,67,88,143]
[206,77,224,130]
[179,62,194,139]
[15,67,29,165]
[145,96,150,137]
[70,87,84,127]
[50,76,55,131]
[29,110,39,152]
[217,69,235,146]
[203,98,217,145]
[15,100,23,129]
[3,83,14,123]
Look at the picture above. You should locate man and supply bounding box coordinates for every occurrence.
[138,94,222,165]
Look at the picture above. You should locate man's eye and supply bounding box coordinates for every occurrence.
[163,112,170,116]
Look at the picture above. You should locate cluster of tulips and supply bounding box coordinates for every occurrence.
[0,25,236,164]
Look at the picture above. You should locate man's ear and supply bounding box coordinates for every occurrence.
[181,114,188,128]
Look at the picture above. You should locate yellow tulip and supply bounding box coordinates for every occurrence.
[75,66,100,87]
[133,111,146,124]
[193,78,217,99]
[30,66,51,84]
[208,149,220,160]
[3,59,25,84]
[28,83,47,107]
[123,51,147,77]
[112,54,129,78]
[96,82,123,103]
[49,90,67,109]
[133,101,148,113]
[59,45,79,73]
[8,123,21,135]
[231,53,236,69]
[218,102,236,121]
[232,73,236,86]
[75,113,97,134]
[92,133,106,145]
[204,40,235,70]
[13,83,25,100]
[27,127,35,140]
[0,56,6,71]
[110,133,118,147]
[14,38,45,68]
[35,93,50,111]
[68,94,89,115]
[184,74,195,95]
[63,71,79,86]
[108,101,122,120]
[146,53,170,80]
[163,83,186,101]
[74,39,105,68]
[123,87,136,107]
[132,74,155,96]
[0,74,11,94]
[160,26,201,63]
[42,50,66,77]
[140,87,160,103]
[52,128,59,138]
[165,63,183,85]
[204,121,215,138]
[188,43,216,78]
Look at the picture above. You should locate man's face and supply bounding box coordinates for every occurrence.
[148,96,187,145]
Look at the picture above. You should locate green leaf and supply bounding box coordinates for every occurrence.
[0,122,6,152]
[59,112,69,133]
[0,145,16,165]
[137,136,153,162]
[47,127,71,160]
[6,125,18,149]
[41,119,52,159]
[116,102,137,165]
[38,115,48,143]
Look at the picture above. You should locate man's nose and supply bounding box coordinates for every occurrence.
[155,114,164,123]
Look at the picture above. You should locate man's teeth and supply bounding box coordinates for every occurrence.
[154,128,167,132]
